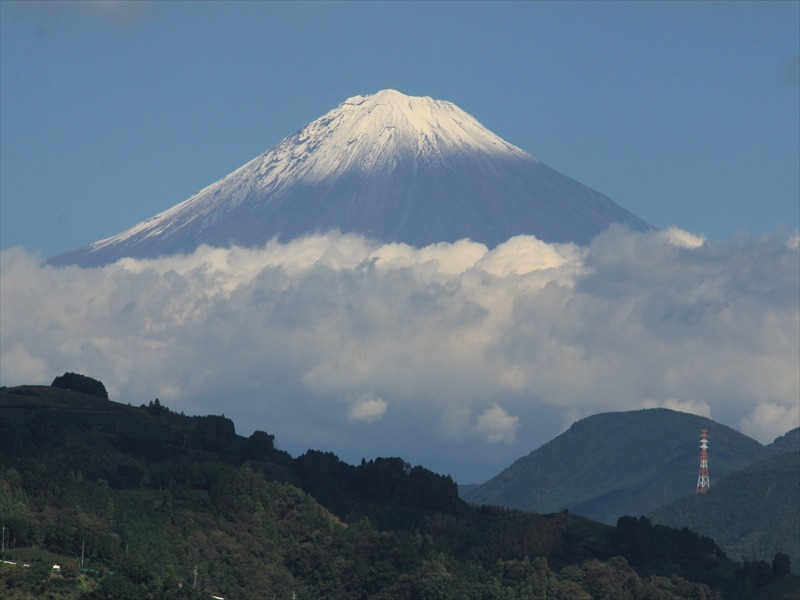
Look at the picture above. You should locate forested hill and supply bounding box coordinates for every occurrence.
[767,427,800,455]
[648,451,800,575]
[463,408,769,524]
[1,384,798,599]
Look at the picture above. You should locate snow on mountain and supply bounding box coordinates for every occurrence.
[50,89,652,267]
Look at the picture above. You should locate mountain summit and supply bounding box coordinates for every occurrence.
[51,89,652,266]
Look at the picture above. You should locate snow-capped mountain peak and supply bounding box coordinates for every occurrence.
[50,89,652,267]
[248,88,529,187]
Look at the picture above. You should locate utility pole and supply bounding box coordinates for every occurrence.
[696,429,710,494]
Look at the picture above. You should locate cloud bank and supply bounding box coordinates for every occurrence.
[1,227,798,481]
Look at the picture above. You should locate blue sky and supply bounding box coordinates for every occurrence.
[1,0,798,258]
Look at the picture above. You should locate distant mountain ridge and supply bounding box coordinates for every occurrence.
[463,408,771,524]
[50,89,652,267]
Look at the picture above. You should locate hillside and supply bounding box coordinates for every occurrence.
[648,451,800,575]
[768,428,800,455]
[463,409,769,524]
[3,384,797,599]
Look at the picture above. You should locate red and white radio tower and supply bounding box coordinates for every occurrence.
[696,429,710,494]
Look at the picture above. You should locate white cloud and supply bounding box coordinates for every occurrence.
[1,344,50,385]
[347,394,388,423]
[474,235,577,276]
[475,404,519,444]
[739,401,800,444]
[1,229,798,482]
[659,226,706,248]
[372,239,488,275]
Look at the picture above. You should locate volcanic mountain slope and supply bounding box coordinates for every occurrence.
[462,408,769,525]
[50,89,652,267]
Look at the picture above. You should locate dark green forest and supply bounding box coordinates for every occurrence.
[1,384,798,599]
[648,452,800,576]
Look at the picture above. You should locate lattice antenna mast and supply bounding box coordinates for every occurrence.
[695,429,710,494]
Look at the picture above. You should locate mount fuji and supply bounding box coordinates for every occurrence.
[50,89,652,267]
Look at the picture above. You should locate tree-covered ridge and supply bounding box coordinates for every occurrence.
[51,373,109,400]
[464,408,770,524]
[767,427,800,455]
[648,451,800,575]
[1,385,798,599]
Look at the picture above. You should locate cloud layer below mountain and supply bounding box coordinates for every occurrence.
[2,227,798,481]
